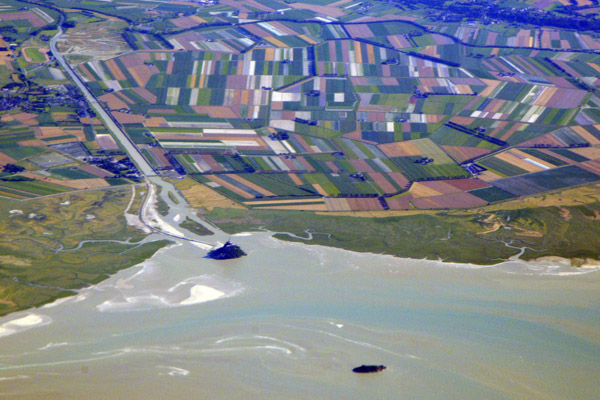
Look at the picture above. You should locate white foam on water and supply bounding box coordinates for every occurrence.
[0,375,29,381]
[42,297,72,309]
[73,293,89,303]
[494,260,600,276]
[211,335,306,357]
[38,342,70,351]
[158,366,190,376]
[544,270,597,276]
[216,335,306,352]
[200,345,294,356]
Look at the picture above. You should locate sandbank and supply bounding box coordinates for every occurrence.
[180,285,225,305]
[0,314,49,338]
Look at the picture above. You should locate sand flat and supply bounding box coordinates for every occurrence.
[180,285,225,305]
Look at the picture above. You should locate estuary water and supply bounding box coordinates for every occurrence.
[0,230,599,400]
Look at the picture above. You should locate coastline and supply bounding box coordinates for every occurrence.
[202,193,600,267]
[7,221,596,321]
[231,230,600,276]
[3,176,599,320]
[275,230,600,269]
[1,224,599,400]
[0,237,172,319]
[2,226,594,332]
[532,256,600,269]
[0,185,181,319]
[0,238,177,336]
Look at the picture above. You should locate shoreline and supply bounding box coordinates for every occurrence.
[205,199,600,267]
[255,227,600,267]
[0,186,177,320]
[531,256,600,269]
[1,224,599,399]
[1,227,597,335]
[232,230,600,274]
[0,236,172,320]
[19,216,594,322]
[0,239,215,324]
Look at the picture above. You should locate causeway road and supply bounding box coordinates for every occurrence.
[50,21,156,177]
[50,19,218,249]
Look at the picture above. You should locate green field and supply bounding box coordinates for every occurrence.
[23,47,47,63]
[0,179,71,197]
[180,217,213,236]
[50,167,98,180]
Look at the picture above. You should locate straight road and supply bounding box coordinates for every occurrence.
[49,18,224,249]
[50,21,156,177]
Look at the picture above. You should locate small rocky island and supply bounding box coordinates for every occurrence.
[206,241,246,260]
[352,365,386,374]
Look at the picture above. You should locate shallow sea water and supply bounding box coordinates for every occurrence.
[0,232,599,400]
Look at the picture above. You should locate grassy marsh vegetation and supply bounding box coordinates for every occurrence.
[180,217,213,237]
[204,184,600,266]
[0,186,170,316]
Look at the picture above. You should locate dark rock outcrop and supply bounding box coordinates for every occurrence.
[352,365,386,374]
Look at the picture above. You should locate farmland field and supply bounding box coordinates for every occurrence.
[2,0,600,214]
[68,9,600,212]
[23,47,47,63]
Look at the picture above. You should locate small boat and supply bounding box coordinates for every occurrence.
[352,365,386,374]
[206,241,246,260]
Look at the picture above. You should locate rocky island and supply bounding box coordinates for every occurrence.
[352,365,387,374]
[206,241,246,260]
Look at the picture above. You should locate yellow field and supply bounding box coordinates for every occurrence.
[311,183,329,196]
[36,126,85,141]
[227,174,275,197]
[258,204,329,211]
[56,179,110,190]
[264,37,287,47]
[175,178,245,210]
[495,151,543,173]
[243,198,324,206]
[409,182,443,198]
[571,126,600,145]
[21,172,109,190]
